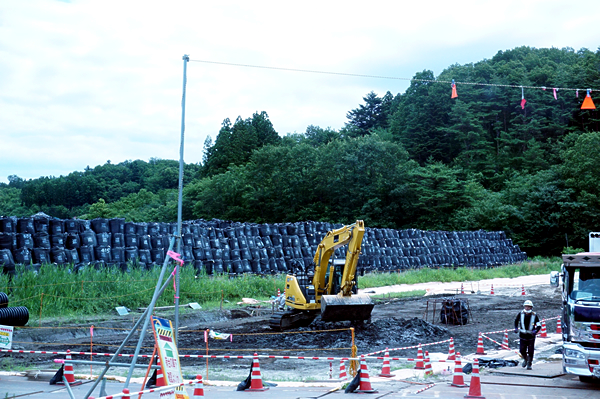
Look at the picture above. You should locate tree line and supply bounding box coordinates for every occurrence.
[2,46,600,256]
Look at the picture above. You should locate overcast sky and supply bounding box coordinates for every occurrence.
[1,1,599,184]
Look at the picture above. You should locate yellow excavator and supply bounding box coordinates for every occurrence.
[269,220,374,330]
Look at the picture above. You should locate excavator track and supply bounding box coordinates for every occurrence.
[268,310,319,331]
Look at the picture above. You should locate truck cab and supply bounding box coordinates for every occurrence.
[560,253,600,381]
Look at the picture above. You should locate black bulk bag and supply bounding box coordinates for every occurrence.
[0,218,15,233]
[0,249,15,267]
[33,232,51,249]
[0,233,14,250]
[49,219,64,235]
[17,218,34,234]
[32,248,50,264]
[91,218,109,233]
[13,247,31,264]
[50,247,67,264]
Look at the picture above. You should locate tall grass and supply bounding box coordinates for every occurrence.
[0,257,561,323]
[0,264,283,323]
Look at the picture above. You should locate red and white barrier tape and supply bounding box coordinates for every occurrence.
[361,338,452,357]
[414,383,435,394]
[481,334,520,356]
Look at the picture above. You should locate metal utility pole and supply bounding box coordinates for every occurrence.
[175,54,189,343]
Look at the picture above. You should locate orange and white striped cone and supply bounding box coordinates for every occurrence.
[379,348,394,377]
[414,344,425,369]
[556,316,562,334]
[447,337,456,361]
[451,353,468,387]
[277,288,280,297]
[464,359,485,399]
[339,360,347,381]
[156,357,166,387]
[501,330,509,350]
[192,374,204,397]
[490,285,494,295]
[539,320,548,338]
[63,349,81,386]
[247,353,268,391]
[476,333,486,355]
[424,351,433,376]
[122,388,130,399]
[521,285,526,296]
[461,283,465,294]
[356,356,378,393]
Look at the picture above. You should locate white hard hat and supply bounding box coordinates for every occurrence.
[523,300,533,307]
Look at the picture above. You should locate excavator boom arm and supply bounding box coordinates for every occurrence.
[312,221,365,297]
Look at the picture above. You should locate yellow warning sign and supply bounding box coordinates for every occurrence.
[151,316,189,399]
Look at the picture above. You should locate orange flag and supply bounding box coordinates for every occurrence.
[581,89,596,110]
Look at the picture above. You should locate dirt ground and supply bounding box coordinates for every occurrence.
[4,277,562,382]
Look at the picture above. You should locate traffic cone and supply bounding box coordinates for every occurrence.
[451,353,468,387]
[521,285,526,296]
[414,344,425,369]
[464,359,485,399]
[448,337,456,361]
[156,357,166,386]
[501,330,509,350]
[424,351,433,376]
[356,356,378,393]
[122,388,130,399]
[277,288,280,297]
[556,316,562,334]
[379,348,394,377]
[339,360,347,381]
[539,320,548,338]
[62,349,81,386]
[247,353,268,391]
[192,374,204,397]
[490,285,494,295]
[476,333,486,355]
[461,283,465,294]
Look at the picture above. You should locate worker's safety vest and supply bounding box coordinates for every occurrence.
[518,311,541,334]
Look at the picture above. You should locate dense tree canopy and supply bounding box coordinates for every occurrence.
[3,46,600,256]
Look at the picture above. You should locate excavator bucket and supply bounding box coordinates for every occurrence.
[320,294,374,322]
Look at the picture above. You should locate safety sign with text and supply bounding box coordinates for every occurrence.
[0,325,13,349]
[151,316,188,399]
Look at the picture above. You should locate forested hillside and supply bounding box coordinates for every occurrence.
[2,46,600,256]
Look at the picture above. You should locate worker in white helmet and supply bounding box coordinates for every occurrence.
[514,299,542,370]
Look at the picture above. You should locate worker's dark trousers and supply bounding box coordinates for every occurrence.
[519,336,535,360]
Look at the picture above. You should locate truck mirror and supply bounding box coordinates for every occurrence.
[550,271,560,287]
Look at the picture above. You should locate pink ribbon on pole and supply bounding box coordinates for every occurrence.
[553,88,558,100]
[167,250,184,299]
[167,250,184,266]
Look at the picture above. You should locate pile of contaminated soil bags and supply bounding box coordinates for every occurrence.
[0,214,526,276]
